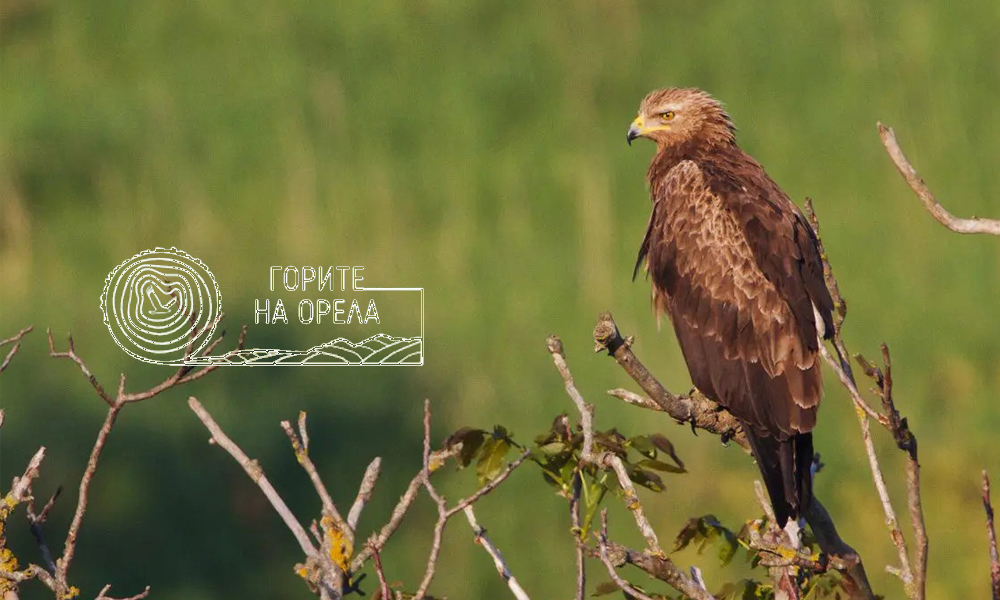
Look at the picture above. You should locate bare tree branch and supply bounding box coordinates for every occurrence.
[0,326,33,374]
[368,540,392,600]
[593,314,746,447]
[281,415,348,535]
[348,458,382,531]
[94,583,151,600]
[596,519,718,600]
[445,450,529,520]
[413,400,449,600]
[806,197,926,600]
[26,486,61,575]
[878,123,1000,236]
[39,324,246,595]
[187,397,344,600]
[984,471,1000,600]
[348,444,460,572]
[0,449,49,597]
[56,403,121,584]
[856,346,928,597]
[188,398,317,556]
[462,505,531,600]
[570,472,585,600]
[597,511,659,600]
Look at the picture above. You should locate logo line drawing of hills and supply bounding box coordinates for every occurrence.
[183,333,422,365]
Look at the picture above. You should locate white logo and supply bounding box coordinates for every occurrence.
[101,248,423,366]
[101,247,222,365]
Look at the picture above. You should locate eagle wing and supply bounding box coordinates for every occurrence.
[638,159,833,438]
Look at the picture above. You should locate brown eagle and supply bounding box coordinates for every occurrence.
[626,88,834,526]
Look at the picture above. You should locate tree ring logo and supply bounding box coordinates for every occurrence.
[100,247,221,365]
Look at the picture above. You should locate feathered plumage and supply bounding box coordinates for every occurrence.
[627,88,834,525]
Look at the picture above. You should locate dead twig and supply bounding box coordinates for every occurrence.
[571,471,585,600]
[348,458,382,531]
[40,325,245,593]
[368,540,392,600]
[26,486,62,575]
[281,414,348,536]
[878,123,1000,236]
[94,583,151,600]
[593,314,746,446]
[808,204,925,599]
[597,511,658,600]
[0,448,49,596]
[984,471,1000,600]
[187,397,342,600]
[462,505,531,600]
[56,404,122,584]
[0,326,33,374]
[348,444,461,572]
[189,398,316,555]
[596,510,718,600]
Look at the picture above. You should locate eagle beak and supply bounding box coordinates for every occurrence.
[627,116,645,146]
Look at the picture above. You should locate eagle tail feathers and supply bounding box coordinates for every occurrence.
[744,428,813,527]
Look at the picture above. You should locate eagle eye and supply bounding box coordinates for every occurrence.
[661,111,676,121]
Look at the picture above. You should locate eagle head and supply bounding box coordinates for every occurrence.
[627,88,735,150]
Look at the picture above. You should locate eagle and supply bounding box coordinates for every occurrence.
[626,88,834,526]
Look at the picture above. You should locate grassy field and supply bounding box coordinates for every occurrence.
[2,1,999,598]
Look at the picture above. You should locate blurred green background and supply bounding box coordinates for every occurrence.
[2,0,999,598]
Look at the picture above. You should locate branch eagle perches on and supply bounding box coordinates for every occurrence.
[582,197,937,599]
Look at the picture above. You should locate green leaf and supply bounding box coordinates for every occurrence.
[649,434,685,471]
[580,477,609,534]
[476,436,512,483]
[718,533,738,566]
[628,434,656,458]
[673,517,703,553]
[802,570,850,599]
[593,581,621,596]
[672,515,739,565]
[593,429,628,457]
[444,427,487,468]
[536,441,569,456]
[637,458,686,474]
[625,467,664,492]
[715,579,771,600]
